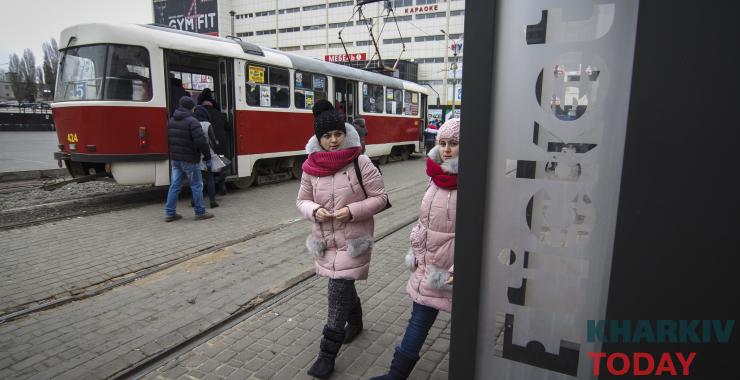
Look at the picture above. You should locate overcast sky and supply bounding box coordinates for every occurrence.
[0,0,153,70]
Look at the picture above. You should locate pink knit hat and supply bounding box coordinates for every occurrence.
[436,118,460,142]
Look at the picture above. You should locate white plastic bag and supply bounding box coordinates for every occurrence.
[201,147,228,172]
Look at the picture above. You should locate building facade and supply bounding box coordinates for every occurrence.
[209,0,464,112]
[0,81,15,101]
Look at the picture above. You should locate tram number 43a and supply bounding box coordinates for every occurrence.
[66,133,79,143]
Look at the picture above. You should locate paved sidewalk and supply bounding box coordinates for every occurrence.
[0,176,427,380]
[0,159,426,315]
[144,224,451,380]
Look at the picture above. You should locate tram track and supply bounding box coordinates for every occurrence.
[0,155,426,230]
[0,178,425,323]
[0,218,303,324]
[0,178,47,194]
[0,186,168,230]
[110,217,418,380]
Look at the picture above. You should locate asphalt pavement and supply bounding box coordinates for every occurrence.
[0,132,60,173]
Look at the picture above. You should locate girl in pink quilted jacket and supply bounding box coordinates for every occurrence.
[296,100,389,379]
[371,118,460,380]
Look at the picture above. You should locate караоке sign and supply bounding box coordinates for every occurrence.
[401,4,440,15]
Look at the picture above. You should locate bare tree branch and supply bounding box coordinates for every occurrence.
[42,38,59,98]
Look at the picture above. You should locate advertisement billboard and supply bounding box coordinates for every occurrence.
[153,0,219,36]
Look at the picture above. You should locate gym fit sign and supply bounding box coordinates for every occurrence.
[474,1,639,378]
[153,0,219,36]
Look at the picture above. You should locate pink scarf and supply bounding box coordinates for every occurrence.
[302,146,362,177]
[426,158,458,189]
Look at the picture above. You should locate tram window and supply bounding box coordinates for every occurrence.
[169,70,214,102]
[403,91,419,116]
[57,44,151,102]
[56,45,107,101]
[294,71,327,110]
[362,84,384,113]
[385,88,403,115]
[245,64,290,108]
[334,81,352,119]
[104,45,152,101]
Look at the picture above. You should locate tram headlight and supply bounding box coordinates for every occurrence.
[69,143,77,151]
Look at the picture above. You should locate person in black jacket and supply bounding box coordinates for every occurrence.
[164,96,215,221]
[169,76,187,116]
[193,105,219,208]
[352,118,367,153]
[198,88,230,195]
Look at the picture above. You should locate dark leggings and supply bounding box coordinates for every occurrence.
[326,279,358,331]
[203,171,216,204]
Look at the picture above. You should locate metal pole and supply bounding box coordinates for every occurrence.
[325,0,330,55]
[443,0,451,113]
[229,10,235,37]
[451,53,456,113]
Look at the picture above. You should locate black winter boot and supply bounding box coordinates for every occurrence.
[369,349,418,380]
[343,299,363,344]
[307,325,344,378]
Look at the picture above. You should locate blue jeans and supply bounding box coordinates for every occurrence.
[397,302,439,359]
[165,160,206,216]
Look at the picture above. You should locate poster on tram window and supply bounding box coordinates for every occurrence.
[259,86,271,107]
[305,91,315,108]
[152,0,220,36]
[180,72,192,89]
[295,72,304,88]
[248,66,265,83]
[313,76,325,91]
[191,74,213,90]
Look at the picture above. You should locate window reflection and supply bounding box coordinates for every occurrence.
[525,190,594,247]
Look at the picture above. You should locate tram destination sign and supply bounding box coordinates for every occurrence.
[324,53,367,63]
[153,0,219,36]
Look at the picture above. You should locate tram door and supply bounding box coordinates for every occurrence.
[334,78,357,123]
[419,94,428,152]
[164,51,235,174]
[217,58,236,176]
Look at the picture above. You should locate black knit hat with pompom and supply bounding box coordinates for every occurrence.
[312,99,345,141]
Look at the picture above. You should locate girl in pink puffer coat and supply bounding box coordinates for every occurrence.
[296,100,388,379]
[371,118,460,380]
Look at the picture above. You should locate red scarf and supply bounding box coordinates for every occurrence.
[302,146,362,177]
[426,158,458,189]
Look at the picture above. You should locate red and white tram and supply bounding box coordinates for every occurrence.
[52,23,429,187]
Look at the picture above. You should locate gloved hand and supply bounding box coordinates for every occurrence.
[205,160,213,171]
